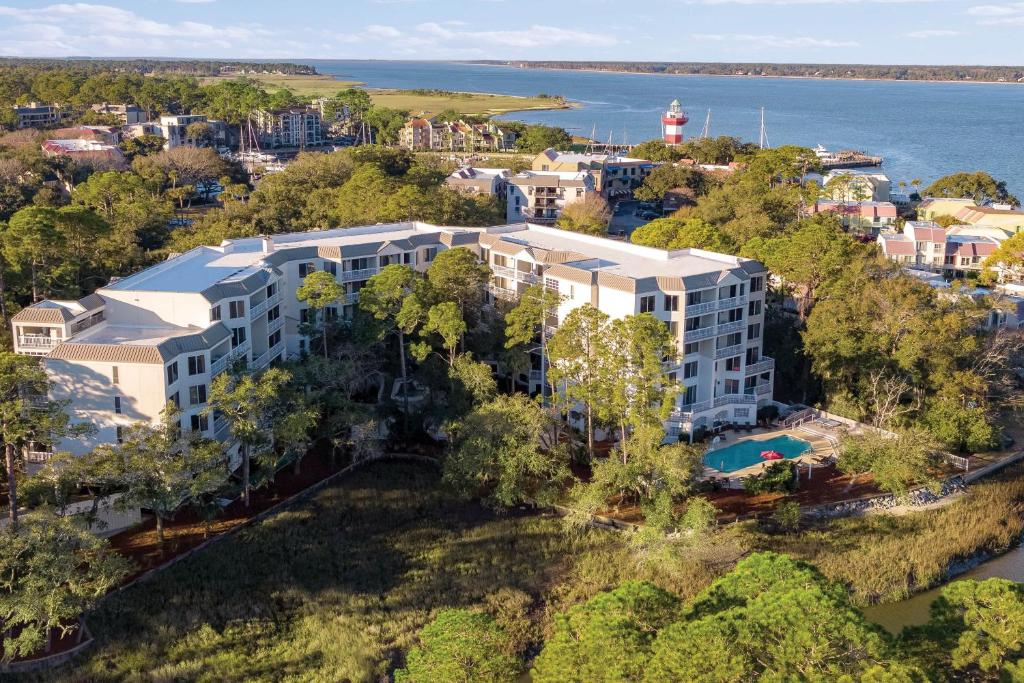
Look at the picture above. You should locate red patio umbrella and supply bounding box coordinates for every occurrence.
[760,450,785,460]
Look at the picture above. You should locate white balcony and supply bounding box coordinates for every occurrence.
[716,320,745,335]
[683,326,715,341]
[492,264,516,279]
[755,383,773,396]
[715,343,744,359]
[249,291,281,319]
[684,300,717,317]
[713,393,757,408]
[17,335,61,349]
[717,295,747,311]
[341,267,379,283]
[745,357,775,375]
[251,341,284,369]
[211,342,250,376]
[268,316,284,335]
[490,284,517,300]
[344,292,358,305]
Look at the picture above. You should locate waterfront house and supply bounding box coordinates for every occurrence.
[878,221,999,276]
[158,114,228,149]
[954,205,1024,236]
[805,199,897,232]
[822,169,892,203]
[918,197,979,222]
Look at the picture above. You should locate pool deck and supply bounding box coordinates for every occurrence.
[701,425,841,480]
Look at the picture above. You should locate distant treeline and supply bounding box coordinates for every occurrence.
[474,61,1024,84]
[0,58,316,77]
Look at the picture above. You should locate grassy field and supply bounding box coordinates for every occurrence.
[200,73,570,117]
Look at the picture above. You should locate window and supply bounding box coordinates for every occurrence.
[266,282,277,298]
[719,307,743,323]
[748,300,762,317]
[667,321,678,336]
[639,295,655,313]
[189,384,207,406]
[750,276,764,293]
[267,305,280,322]
[725,356,741,372]
[187,354,205,376]
[111,366,119,385]
[268,330,281,348]
[667,372,677,382]
[228,300,245,319]
[747,323,761,340]
[298,262,315,278]
[719,284,738,299]
[683,341,700,356]
[683,360,699,379]
[746,347,760,364]
[166,362,179,385]
[403,252,413,265]
[423,247,438,263]
[231,327,246,349]
[718,333,742,348]
[664,295,678,312]
[685,291,704,306]
[735,408,750,418]
[114,396,122,414]
[116,426,124,444]
[170,392,179,408]
[493,254,508,268]
[299,309,311,325]
[190,414,209,432]
[682,385,697,406]
[724,379,740,395]
[210,305,221,322]
[325,261,337,276]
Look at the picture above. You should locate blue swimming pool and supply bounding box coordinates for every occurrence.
[703,435,812,473]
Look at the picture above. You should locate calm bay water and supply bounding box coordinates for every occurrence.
[310,60,1024,196]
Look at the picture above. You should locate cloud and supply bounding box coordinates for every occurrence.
[966,1,1024,22]
[906,28,963,37]
[412,22,620,48]
[690,33,859,48]
[687,0,940,5]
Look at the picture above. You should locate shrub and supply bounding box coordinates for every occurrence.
[743,461,797,495]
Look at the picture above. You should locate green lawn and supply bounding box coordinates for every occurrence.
[200,73,362,97]
[36,462,623,682]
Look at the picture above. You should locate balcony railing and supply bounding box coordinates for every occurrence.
[683,326,715,341]
[492,264,516,279]
[490,284,517,300]
[268,316,284,335]
[684,300,717,316]
[25,449,52,464]
[756,383,773,396]
[714,343,744,359]
[745,357,775,375]
[211,342,250,376]
[713,393,757,408]
[344,292,359,305]
[17,335,61,349]
[717,295,747,311]
[716,320,745,335]
[341,267,379,283]
[251,341,284,369]
[249,291,281,319]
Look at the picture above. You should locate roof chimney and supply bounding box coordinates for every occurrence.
[260,235,274,253]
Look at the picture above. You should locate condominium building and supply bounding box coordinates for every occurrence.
[399,118,517,152]
[532,149,655,196]
[444,167,511,196]
[11,102,64,129]
[506,171,598,224]
[878,221,1000,276]
[253,107,325,149]
[157,114,227,149]
[13,220,773,454]
[480,223,774,439]
[90,103,146,125]
[805,200,898,232]
[822,170,892,203]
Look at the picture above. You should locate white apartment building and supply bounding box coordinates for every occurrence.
[444,167,511,196]
[506,171,598,224]
[878,221,1000,276]
[157,114,227,149]
[253,107,325,148]
[480,223,774,439]
[12,222,772,455]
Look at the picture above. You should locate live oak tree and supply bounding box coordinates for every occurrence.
[296,270,344,358]
[922,171,1018,206]
[394,609,521,683]
[204,367,292,507]
[0,352,89,530]
[443,393,569,509]
[109,406,227,546]
[630,217,735,253]
[424,247,490,328]
[555,195,612,237]
[0,515,129,662]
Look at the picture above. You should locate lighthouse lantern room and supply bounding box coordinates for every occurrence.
[662,99,689,145]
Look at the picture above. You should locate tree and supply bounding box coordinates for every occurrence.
[444,393,569,509]
[922,171,1018,206]
[0,353,89,530]
[363,106,409,145]
[109,406,226,546]
[118,134,166,161]
[184,121,213,147]
[556,194,611,236]
[915,578,1024,680]
[359,265,427,418]
[3,205,58,301]
[296,270,343,358]
[336,88,372,119]
[204,367,292,507]
[416,301,466,368]
[634,164,705,203]
[547,304,610,460]
[531,581,680,683]
[517,125,572,154]
[425,247,490,327]
[503,284,562,402]
[983,231,1024,283]
[0,515,129,662]
[837,429,940,496]
[394,609,521,683]
[630,217,734,253]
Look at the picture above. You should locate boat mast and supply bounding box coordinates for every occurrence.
[700,109,711,139]
[758,107,770,150]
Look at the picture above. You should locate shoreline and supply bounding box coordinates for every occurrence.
[465,61,1024,87]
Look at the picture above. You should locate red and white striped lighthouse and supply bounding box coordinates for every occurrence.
[662,99,689,145]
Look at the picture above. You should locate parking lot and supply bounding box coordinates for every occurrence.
[608,200,663,238]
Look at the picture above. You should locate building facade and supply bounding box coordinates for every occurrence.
[90,103,145,125]
[506,171,598,224]
[12,102,64,129]
[157,114,227,149]
[531,148,654,197]
[253,107,325,149]
[13,221,772,455]
[444,167,511,196]
[399,118,517,152]
[877,221,1000,276]
[805,200,898,232]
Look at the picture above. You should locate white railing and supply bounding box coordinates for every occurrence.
[214,418,231,440]
[211,343,249,376]
[251,340,284,369]
[249,291,281,319]
[684,300,717,317]
[344,292,358,305]
[683,326,715,341]
[745,357,775,375]
[490,284,517,300]
[755,383,773,396]
[716,320,745,335]
[25,449,52,464]
[782,407,815,428]
[491,264,516,279]
[268,316,284,335]
[341,267,379,283]
[517,270,540,284]
[713,393,757,408]
[717,295,747,311]
[17,335,61,349]
[715,343,744,359]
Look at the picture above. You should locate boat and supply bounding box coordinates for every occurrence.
[814,145,883,169]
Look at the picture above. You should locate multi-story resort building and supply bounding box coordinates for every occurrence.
[531,149,655,197]
[399,118,516,152]
[90,103,146,125]
[506,171,599,224]
[11,102,64,129]
[12,222,773,456]
[157,114,227,149]
[253,107,325,149]
[805,199,898,233]
[444,167,511,196]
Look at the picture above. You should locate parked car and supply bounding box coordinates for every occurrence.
[640,211,659,220]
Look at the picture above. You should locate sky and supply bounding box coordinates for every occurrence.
[0,0,1021,65]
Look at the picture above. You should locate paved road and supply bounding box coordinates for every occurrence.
[608,200,654,238]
